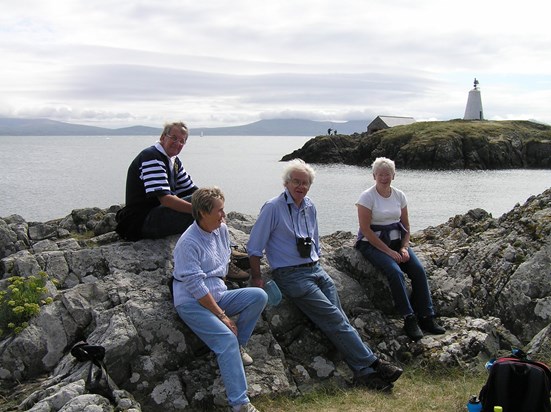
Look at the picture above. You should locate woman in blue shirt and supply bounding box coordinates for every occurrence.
[173,187,267,412]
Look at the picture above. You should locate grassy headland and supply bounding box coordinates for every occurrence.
[282,119,551,169]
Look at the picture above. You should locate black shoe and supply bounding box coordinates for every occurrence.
[372,359,403,383]
[419,316,446,335]
[404,314,424,341]
[353,373,394,391]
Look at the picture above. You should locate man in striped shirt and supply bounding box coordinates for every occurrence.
[116,121,198,240]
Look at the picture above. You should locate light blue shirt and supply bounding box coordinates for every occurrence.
[173,221,231,306]
[247,189,320,270]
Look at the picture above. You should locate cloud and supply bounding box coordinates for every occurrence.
[1,0,550,128]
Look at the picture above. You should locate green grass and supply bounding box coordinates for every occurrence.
[253,367,488,412]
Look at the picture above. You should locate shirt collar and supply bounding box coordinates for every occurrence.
[283,188,312,209]
[194,221,221,238]
[154,142,177,164]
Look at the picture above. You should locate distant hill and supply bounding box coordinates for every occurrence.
[193,119,369,136]
[0,118,160,136]
[0,117,369,136]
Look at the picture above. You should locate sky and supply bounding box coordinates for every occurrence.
[1,0,551,129]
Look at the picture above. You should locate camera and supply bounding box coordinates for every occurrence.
[296,236,312,258]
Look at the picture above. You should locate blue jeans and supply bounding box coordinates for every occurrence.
[272,263,377,377]
[175,287,268,407]
[356,241,435,318]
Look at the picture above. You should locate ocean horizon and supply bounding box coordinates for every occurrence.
[1,134,550,235]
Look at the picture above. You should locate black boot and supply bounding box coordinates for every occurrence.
[404,314,423,341]
[419,316,446,335]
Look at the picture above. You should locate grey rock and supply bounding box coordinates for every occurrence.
[1,188,550,410]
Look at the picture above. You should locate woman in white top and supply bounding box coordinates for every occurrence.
[355,157,445,341]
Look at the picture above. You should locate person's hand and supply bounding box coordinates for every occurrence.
[388,249,403,263]
[220,315,238,336]
[400,247,410,262]
[249,276,264,288]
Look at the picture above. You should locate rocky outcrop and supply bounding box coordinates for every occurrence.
[281,120,551,169]
[1,188,550,411]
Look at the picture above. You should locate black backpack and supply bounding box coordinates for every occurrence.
[479,350,551,412]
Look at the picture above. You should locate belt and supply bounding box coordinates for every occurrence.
[292,261,318,268]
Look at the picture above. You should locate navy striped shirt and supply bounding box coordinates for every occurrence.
[125,143,196,209]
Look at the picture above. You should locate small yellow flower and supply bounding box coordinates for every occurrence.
[13,306,25,314]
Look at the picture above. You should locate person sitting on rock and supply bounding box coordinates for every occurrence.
[115,121,197,241]
[173,187,268,412]
[354,156,445,341]
[247,158,403,391]
[115,121,248,281]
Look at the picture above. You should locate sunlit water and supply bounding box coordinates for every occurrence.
[1,135,549,235]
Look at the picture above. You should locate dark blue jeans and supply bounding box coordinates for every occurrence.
[355,241,435,318]
[141,195,194,239]
[272,263,377,377]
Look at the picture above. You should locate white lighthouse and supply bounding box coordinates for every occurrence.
[463,78,484,120]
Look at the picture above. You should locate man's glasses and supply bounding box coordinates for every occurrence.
[166,134,187,145]
[290,178,310,188]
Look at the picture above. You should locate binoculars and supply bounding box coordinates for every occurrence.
[296,236,312,258]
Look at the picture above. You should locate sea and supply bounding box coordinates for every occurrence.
[1,134,549,236]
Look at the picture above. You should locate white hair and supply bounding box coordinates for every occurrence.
[282,158,316,185]
[372,157,396,175]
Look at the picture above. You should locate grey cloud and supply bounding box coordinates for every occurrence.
[43,63,431,105]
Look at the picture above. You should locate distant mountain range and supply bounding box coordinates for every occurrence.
[0,117,370,136]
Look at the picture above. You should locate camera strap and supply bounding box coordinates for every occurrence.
[284,193,310,240]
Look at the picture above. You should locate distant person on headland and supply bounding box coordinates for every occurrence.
[354,157,445,341]
[115,121,198,241]
[327,128,332,135]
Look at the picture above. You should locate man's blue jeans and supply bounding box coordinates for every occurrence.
[176,287,267,408]
[272,263,377,377]
[355,241,435,318]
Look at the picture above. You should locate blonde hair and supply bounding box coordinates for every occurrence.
[191,187,225,221]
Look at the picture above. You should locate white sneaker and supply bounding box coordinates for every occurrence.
[233,403,260,412]
[240,346,253,366]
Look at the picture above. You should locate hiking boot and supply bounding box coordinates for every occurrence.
[419,316,446,335]
[232,402,260,412]
[404,314,424,341]
[231,248,249,259]
[373,358,403,383]
[232,255,251,271]
[353,373,394,391]
[230,247,251,270]
[240,346,253,366]
[227,262,250,281]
